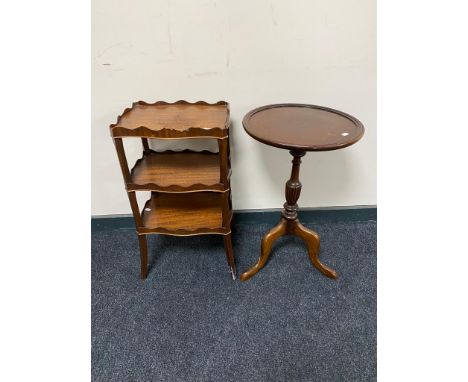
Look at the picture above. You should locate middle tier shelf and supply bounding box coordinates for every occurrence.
[128,150,231,192]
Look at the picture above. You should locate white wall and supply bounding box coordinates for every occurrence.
[92,0,376,216]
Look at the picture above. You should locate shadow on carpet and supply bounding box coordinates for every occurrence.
[92,221,376,381]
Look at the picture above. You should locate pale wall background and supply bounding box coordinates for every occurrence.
[92,0,376,216]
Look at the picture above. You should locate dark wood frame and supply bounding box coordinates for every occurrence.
[110,100,236,280]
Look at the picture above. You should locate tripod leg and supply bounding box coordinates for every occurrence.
[240,218,287,281]
[291,220,337,279]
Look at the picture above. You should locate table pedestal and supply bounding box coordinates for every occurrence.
[240,150,338,281]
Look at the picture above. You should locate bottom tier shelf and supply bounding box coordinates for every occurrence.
[139,192,232,235]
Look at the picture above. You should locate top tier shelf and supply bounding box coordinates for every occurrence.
[110,100,230,139]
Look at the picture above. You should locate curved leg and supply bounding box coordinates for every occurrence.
[223,233,237,280]
[291,221,337,279]
[240,218,287,281]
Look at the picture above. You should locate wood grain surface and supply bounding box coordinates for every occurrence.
[243,103,364,151]
[140,192,232,235]
[110,100,230,139]
[129,150,229,192]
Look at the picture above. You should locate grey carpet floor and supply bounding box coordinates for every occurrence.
[92,221,376,382]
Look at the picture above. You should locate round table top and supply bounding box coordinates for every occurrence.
[243,104,364,151]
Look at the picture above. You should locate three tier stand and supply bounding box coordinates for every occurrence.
[110,100,236,280]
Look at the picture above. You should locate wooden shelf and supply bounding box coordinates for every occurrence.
[111,100,236,278]
[139,192,231,235]
[128,150,229,192]
[110,100,230,139]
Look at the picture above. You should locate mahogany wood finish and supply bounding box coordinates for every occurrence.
[138,235,148,279]
[140,192,231,235]
[111,100,236,280]
[110,100,230,139]
[141,138,151,154]
[240,104,364,281]
[243,103,364,151]
[223,233,237,279]
[129,150,230,192]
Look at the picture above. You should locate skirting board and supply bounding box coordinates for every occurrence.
[91,205,376,232]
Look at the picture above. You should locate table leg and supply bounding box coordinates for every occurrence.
[239,218,287,281]
[223,233,237,280]
[138,234,148,279]
[291,220,337,279]
[240,150,337,281]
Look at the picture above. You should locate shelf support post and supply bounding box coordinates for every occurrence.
[113,138,143,228]
[141,138,151,155]
[218,138,229,188]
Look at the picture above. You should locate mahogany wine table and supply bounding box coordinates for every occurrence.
[240,104,364,281]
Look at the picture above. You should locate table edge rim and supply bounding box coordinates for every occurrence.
[242,103,365,151]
